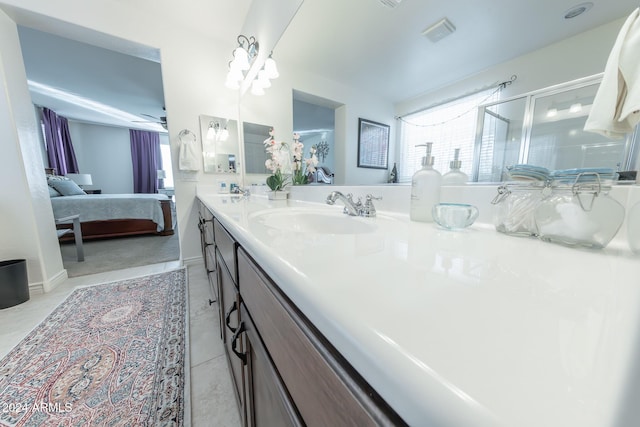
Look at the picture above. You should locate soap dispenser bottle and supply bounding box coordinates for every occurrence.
[442,148,468,185]
[410,142,441,222]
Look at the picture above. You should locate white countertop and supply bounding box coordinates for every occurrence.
[197,189,640,427]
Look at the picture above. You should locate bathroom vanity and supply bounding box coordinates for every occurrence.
[196,188,640,427]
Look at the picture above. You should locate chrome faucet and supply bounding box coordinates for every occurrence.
[326,191,381,217]
[326,191,361,216]
[231,186,250,197]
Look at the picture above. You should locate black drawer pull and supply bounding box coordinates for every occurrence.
[225,300,238,333]
[231,321,246,365]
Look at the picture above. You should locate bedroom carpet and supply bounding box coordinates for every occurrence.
[60,231,179,277]
[0,269,187,426]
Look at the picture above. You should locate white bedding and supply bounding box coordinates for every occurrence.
[51,193,170,231]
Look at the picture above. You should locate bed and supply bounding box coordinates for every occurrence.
[51,193,175,241]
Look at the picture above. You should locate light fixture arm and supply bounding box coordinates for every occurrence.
[237,35,259,59]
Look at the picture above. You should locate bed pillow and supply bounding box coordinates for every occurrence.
[49,179,86,196]
[46,174,69,183]
[48,186,62,197]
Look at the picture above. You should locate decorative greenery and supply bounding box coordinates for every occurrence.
[291,133,319,185]
[263,128,290,191]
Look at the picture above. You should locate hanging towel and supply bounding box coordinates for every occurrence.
[585,8,640,139]
[178,130,199,171]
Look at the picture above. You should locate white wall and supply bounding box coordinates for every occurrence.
[0,8,65,292]
[68,121,134,193]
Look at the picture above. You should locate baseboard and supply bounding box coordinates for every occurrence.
[38,269,68,293]
[28,281,44,295]
[182,256,204,268]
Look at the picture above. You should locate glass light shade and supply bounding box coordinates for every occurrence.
[264,57,279,79]
[206,125,216,140]
[219,128,229,141]
[251,79,265,96]
[546,108,558,118]
[225,76,240,90]
[569,103,582,113]
[258,70,271,88]
[227,67,243,82]
[232,47,250,71]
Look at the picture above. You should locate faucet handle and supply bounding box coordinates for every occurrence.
[361,194,382,217]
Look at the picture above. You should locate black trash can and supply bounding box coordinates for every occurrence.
[0,259,29,309]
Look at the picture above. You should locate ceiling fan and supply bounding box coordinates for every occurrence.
[133,109,167,130]
[133,114,167,130]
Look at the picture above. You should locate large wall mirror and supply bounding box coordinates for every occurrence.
[474,75,639,182]
[199,115,239,174]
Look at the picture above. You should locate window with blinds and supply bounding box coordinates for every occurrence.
[398,87,501,183]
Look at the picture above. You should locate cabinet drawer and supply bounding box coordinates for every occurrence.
[214,218,237,284]
[238,248,403,427]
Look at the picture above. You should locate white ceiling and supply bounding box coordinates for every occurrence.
[6,0,640,129]
[277,0,639,102]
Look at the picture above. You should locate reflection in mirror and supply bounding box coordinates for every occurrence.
[474,97,527,182]
[475,75,639,181]
[243,122,272,174]
[527,82,628,170]
[199,115,239,174]
[293,92,337,184]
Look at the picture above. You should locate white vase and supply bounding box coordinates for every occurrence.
[267,190,289,200]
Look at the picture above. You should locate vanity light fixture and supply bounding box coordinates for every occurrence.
[264,53,279,79]
[251,79,266,96]
[257,70,272,88]
[224,34,279,95]
[206,121,219,140]
[207,121,230,141]
[569,103,583,113]
[226,35,259,90]
[546,108,558,118]
[219,125,229,141]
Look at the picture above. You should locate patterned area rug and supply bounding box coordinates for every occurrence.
[0,269,187,426]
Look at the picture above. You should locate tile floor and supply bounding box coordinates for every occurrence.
[0,261,241,427]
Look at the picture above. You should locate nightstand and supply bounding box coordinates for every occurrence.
[84,189,102,194]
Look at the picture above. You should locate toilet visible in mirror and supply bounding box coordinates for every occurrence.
[199,115,239,174]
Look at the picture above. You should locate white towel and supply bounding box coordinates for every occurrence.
[178,140,199,171]
[584,8,640,139]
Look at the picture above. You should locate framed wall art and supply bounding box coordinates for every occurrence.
[357,118,389,169]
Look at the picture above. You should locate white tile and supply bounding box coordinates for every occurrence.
[190,355,242,427]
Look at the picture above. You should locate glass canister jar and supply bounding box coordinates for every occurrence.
[534,172,625,249]
[491,182,547,237]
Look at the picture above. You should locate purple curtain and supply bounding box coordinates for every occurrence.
[130,129,162,193]
[41,108,79,175]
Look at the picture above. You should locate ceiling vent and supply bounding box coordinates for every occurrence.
[378,0,402,9]
[422,18,456,42]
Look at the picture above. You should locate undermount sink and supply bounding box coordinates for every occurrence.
[250,207,378,234]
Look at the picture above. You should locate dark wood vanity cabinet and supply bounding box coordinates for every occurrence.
[197,200,217,306]
[217,250,245,418]
[198,201,406,427]
[241,303,304,427]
